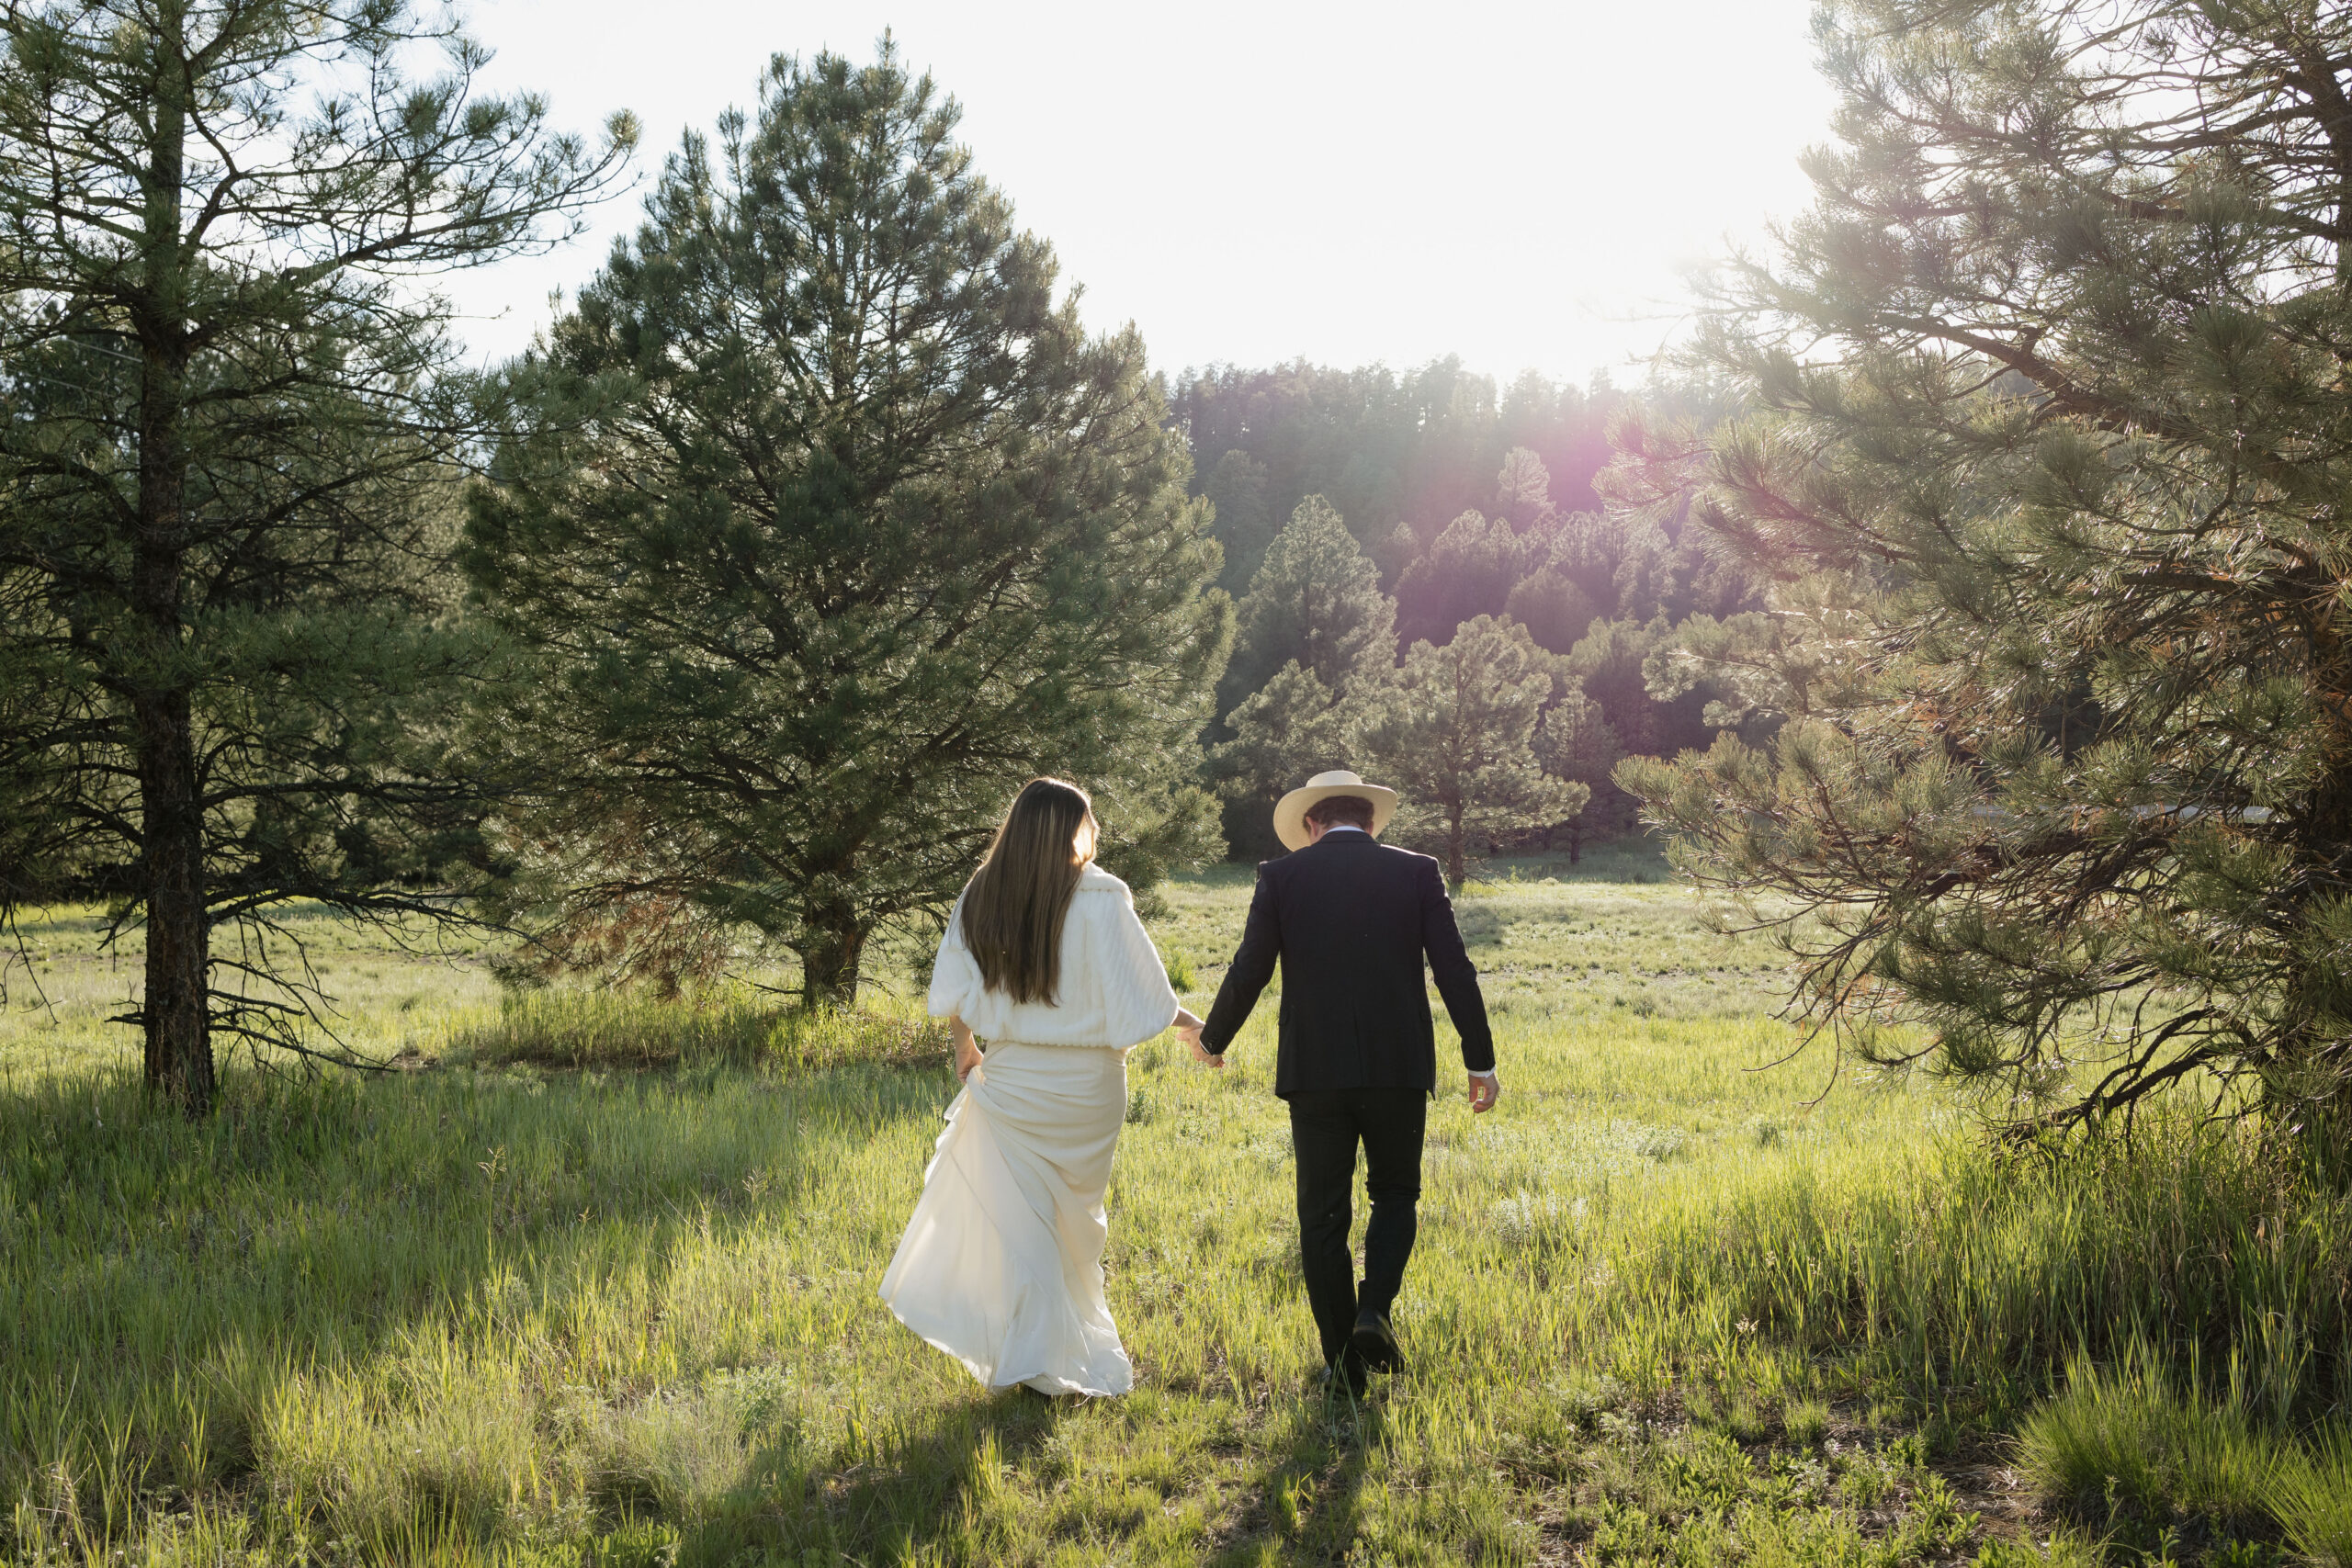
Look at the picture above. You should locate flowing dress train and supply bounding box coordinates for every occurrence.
[879,1042,1130,1394]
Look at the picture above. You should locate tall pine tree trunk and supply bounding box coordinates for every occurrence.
[132,23,212,1111]
[135,686,210,1110]
[800,911,865,1010]
[1445,802,1467,892]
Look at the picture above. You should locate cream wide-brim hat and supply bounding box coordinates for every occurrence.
[1272,770,1400,852]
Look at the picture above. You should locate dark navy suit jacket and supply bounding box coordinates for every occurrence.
[1197,830,1495,1096]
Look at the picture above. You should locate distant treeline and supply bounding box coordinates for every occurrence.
[1165,360,1764,860]
[1171,360,1620,594]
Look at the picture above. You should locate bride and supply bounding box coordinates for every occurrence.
[880,777,1202,1396]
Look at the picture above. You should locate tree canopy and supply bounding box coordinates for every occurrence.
[1616,0,2352,1157]
[1364,615,1586,889]
[1218,496,1396,713]
[466,43,1226,1004]
[1208,496,1396,857]
[0,0,631,1109]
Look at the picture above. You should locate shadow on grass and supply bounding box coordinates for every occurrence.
[1455,903,1504,947]
[684,1376,1394,1566]
[0,1053,950,1558]
[684,1385,1065,1562]
[1209,1392,1387,1566]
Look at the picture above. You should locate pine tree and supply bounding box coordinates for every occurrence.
[1210,495,1396,855]
[1534,689,1623,864]
[1201,450,1275,595]
[0,0,631,1109]
[1374,520,1420,592]
[1209,661,1363,825]
[1615,0,2352,1156]
[466,45,1226,1005]
[1493,446,1555,532]
[1395,509,1527,647]
[1363,615,1585,888]
[1563,619,1697,761]
[1545,512,1627,615]
[1218,495,1397,710]
[1505,569,1603,657]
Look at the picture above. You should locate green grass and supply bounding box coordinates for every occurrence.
[2017,1351,2352,1563]
[2271,1429,2352,1567]
[1,852,2346,1564]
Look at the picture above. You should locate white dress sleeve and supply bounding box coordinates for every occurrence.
[927,894,985,1021]
[1092,880,1182,1048]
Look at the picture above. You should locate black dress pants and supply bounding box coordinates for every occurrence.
[1286,1087,1427,1366]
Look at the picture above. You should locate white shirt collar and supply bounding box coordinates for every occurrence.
[1319,825,1368,835]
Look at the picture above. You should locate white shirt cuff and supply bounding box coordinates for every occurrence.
[1469,1068,1498,1080]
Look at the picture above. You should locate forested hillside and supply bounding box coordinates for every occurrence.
[1170,361,1764,863]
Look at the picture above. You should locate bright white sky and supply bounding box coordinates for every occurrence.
[447,0,1838,385]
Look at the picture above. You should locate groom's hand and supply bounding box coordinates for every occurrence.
[1468,1071,1500,1113]
[1178,1024,1223,1069]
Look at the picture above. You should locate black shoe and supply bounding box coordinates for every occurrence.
[1321,1355,1369,1399]
[1349,1308,1402,1374]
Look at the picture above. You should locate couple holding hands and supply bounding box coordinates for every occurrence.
[880,768,1498,1399]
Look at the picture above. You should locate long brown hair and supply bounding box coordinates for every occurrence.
[959,778,1099,1005]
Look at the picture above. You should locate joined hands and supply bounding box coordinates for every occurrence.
[1175,1014,1222,1070]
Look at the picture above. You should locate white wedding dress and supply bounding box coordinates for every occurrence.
[880,863,1179,1395]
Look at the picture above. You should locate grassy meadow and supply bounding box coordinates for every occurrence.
[3,849,2350,1566]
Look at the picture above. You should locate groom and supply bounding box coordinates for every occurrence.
[1178,769,1498,1394]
